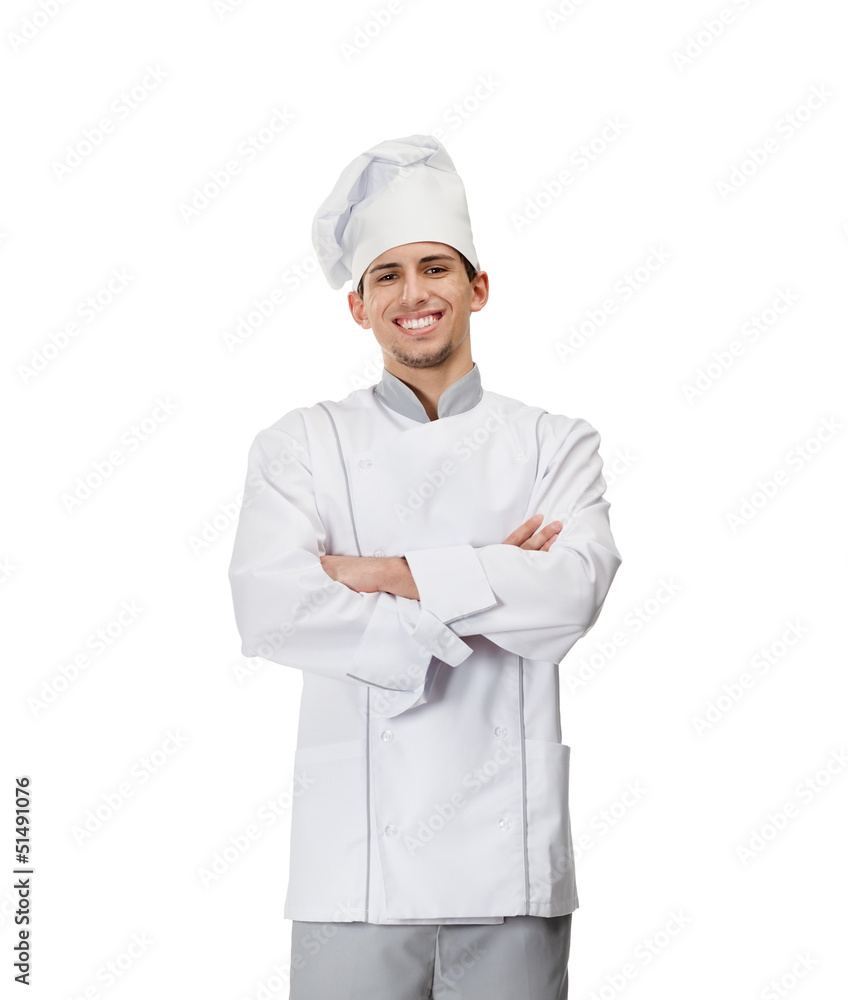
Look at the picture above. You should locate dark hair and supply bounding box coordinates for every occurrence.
[356,250,478,299]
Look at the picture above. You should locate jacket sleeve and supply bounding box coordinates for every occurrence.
[227,417,497,717]
[402,415,622,664]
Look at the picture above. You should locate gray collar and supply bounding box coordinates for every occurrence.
[373,363,484,423]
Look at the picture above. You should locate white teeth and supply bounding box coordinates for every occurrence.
[398,314,440,330]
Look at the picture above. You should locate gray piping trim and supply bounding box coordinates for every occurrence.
[317,401,370,919]
[554,666,562,744]
[518,654,530,912]
[346,672,403,692]
[527,412,552,907]
[533,409,546,484]
[317,402,363,558]
[364,688,371,922]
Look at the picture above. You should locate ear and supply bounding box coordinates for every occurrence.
[348,290,371,329]
[469,270,489,314]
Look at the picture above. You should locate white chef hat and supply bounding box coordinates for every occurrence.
[312,134,480,291]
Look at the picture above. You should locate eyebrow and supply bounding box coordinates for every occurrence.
[366,254,457,278]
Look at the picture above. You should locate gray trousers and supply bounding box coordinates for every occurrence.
[289,913,572,1000]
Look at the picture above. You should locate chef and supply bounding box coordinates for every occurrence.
[228,135,622,999]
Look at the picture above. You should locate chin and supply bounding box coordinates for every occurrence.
[394,345,454,370]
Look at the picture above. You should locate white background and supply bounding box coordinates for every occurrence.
[2,0,846,997]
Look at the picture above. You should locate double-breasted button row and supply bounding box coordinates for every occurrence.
[378,725,516,837]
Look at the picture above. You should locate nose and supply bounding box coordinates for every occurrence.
[400,269,428,306]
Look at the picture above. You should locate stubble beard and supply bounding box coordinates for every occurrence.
[389,330,455,370]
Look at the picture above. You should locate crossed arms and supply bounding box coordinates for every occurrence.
[228,411,622,716]
[320,513,563,600]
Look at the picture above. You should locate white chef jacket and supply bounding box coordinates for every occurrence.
[228,362,621,924]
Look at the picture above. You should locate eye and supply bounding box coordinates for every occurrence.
[376,272,398,282]
[426,266,447,274]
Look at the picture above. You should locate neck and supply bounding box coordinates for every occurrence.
[384,349,474,422]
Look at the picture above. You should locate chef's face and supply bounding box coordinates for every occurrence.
[348,242,488,372]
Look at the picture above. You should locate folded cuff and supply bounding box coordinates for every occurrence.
[403,544,498,626]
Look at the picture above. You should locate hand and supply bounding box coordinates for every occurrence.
[320,554,384,593]
[319,555,419,599]
[503,513,562,552]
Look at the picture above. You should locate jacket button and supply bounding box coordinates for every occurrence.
[373,549,386,557]
[384,825,398,837]
[494,726,508,738]
[380,730,394,743]
[498,817,512,830]
[358,458,373,471]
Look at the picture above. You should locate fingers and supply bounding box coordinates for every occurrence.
[537,526,562,552]
[524,520,563,551]
[502,513,544,546]
[503,514,563,550]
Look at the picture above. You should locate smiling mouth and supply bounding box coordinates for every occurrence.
[394,311,443,334]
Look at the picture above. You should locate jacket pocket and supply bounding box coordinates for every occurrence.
[284,740,368,916]
[523,739,578,908]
